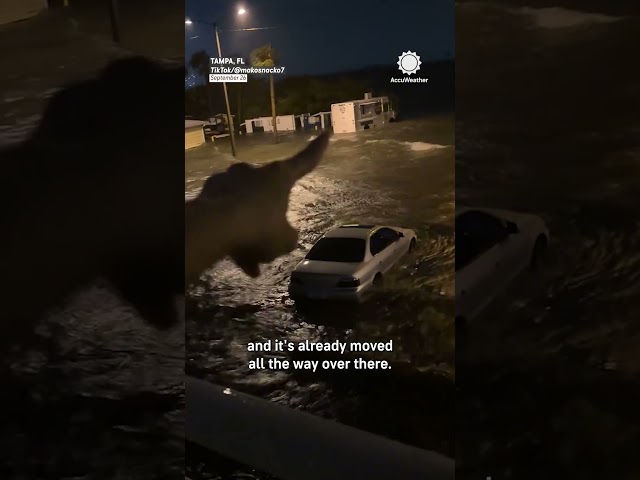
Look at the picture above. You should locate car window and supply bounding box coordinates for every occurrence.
[370,228,398,256]
[305,238,366,263]
[455,211,507,270]
[378,228,399,242]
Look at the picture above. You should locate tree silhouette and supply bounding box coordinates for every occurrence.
[251,44,280,142]
[250,44,280,68]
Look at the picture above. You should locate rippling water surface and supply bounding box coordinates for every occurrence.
[185,117,455,478]
[456,3,640,478]
[3,285,184,479]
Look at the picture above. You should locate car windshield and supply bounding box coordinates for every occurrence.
[305,238,365,263]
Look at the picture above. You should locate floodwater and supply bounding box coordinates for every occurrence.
[1,285,184,479]
[456,3,640,479]
[185,117,455,478]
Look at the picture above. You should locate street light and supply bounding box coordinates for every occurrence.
[185,15,243,157]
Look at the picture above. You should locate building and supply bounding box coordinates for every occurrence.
[330,93,396,134]
[185,119,206,150]
[275,114,296,132]
[243,114,318,134]
[244,115,297,134]
[294,113,321,130]
[310,111,332,130]
[243,117,267,134]
[0,0,46,25]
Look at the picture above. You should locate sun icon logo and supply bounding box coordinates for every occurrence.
[397,51,422,75]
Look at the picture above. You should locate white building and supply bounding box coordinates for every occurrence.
[330,93,396,134]
[244,117,266,134]
[244,115,297,133]
[275,114,297,132]
[185,119,206,150]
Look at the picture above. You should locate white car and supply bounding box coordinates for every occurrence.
[289,224,417,302]
[455,207,549,324]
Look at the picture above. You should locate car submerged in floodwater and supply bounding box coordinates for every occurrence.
[455,207,549,324]
[288,224,417,302]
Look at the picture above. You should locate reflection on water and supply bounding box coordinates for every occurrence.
[2,285,184,478]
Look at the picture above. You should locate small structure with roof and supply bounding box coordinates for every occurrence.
[330,93,396,134]
[310,111,332,131]
[205,113,234,137]
[243,112,333,134]
[244,115,298,134]
[185,119,206,150]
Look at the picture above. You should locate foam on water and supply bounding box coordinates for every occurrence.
[403,141,448,152]
[364,138,449,152]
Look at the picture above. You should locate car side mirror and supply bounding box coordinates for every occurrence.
[506,221,519,235]
[398,232,404,238]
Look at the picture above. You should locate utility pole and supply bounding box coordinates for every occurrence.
[269,43,278,144]
[215,24,237,157]
[108,0,121,44]
[237,83,243,134]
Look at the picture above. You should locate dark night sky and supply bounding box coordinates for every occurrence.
[185,0,454,78]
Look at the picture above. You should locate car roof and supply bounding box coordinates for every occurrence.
[323,224,381,239]
[456,206,512,219]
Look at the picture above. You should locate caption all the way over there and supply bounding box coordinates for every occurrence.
[247,339,394,372]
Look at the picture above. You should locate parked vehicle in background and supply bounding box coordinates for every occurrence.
[203,123,226,137]
[204,113,234,139]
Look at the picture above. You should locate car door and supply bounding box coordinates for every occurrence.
[455,211,511,320]
[477,215,531,287]
[380,228,404,272]
[498,220,530,283]
[369,228,399,274]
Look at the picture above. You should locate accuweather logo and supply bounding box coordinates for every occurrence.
[397,51,422,75]
[391,50,428,83]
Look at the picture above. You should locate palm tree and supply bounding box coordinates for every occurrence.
[189,50,212,121]
[251,44,280,143]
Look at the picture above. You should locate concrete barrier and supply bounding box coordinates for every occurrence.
[186,376,454,480]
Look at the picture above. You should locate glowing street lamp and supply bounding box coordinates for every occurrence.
[185,14,245,158]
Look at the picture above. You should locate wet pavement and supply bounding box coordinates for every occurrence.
[185,117,455,478]
[0,9,184,479]
[456,3,640,479]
